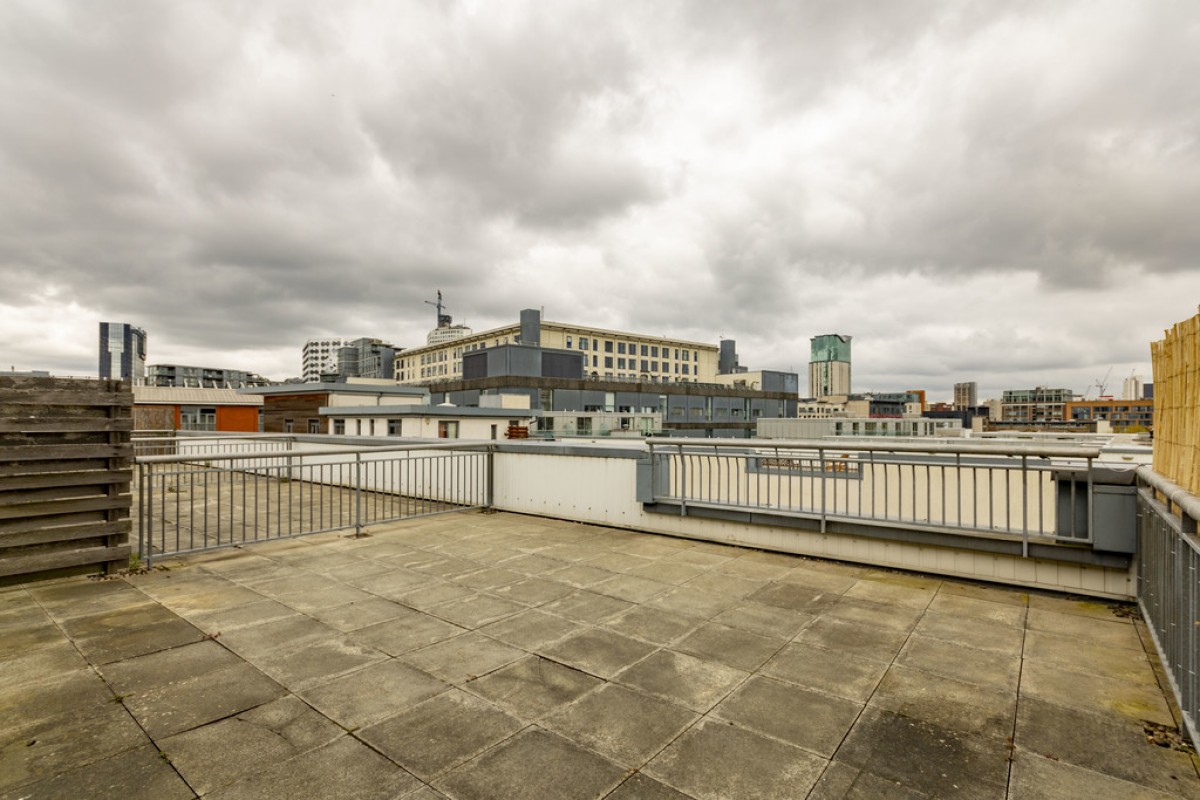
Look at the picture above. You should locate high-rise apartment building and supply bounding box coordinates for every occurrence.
[1122,375,1144,401]
[1001,387,1076,423]
[302,338,396,382]
[808,334,852,398]
[953,381,978,410]
[98,322,147,384]
[146,364,270,388]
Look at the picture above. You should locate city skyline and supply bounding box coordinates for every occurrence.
[2,2,1197,399]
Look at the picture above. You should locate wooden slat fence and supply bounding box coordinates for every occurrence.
[1151,307,1200,496]
[0,376,133,582]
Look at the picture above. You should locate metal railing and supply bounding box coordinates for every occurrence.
[136,441,491,565]
[1136,466,1200,747]
[646,438,1107,554]
[133,434,294,459]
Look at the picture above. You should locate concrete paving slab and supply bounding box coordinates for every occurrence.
[299,658,448,730]
[540,627,657,679]
[1,641,89,692]
[748,582,838,613]
[0,699,149,793]
[1027,608,1143,651]
[683,571,764,598]
[603,772,695,800]
[427,592,527,629]
[358,689,524,780]
[604,605,701,646]
[710,600,812,640]
[453,567,526,591]
[26,580,153,621]
[401,631,525,685]
[205,734,422,800]
[896,633,1021,691]
[796,617,910,663]
[644,717,826,800]
[350,611,467,656]
[778,566,858,595]
[581,550,655,574]
[912,609,1025,655]
[843,577,937,610]
[549,564,617,589]
[250,635,389,692]
[761,642,888,704]
[712,675,862,758]
[823,596,924,632]
[939,579,1029,607]
[717,557,792,582]
[806,759,927,799]
[343,567,438,598]
[927,591,1028,625]
[58,601,190,639]
[1008,747,1193,800]
[834,708,1009,799]
[159,695,343,796]
[319,557,399,583]
[1023,628,1159,683]
[0,668,118,732]
[181,597,297,634]
[615,649,748,713]
[434,728,625,800]
[630,560,710,585]
[541,590,634,624]
[400,581,478,611]
[307,597,414,632]
[645,585,738,619]
[1015,696,1200,795]
[121,660,286,739]
[215,613,334,658]
[2,743,194,800]
[71,616,208,666]
[591,573,673,603]
[869,664,1016,741]
[1021,659,1175,726]
[478,608,582,651]
[466,655,602,720]
[501,553,573,575]
[673,621,785,671]
[100,639,242,697]
[1028,592,1135,621]
[0,616,65,652]
[149,584,267,615]
[542,683,698,766]
[259,581,377,615]
[489,577,576,605]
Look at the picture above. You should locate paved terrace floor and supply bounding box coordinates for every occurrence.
[2,511,1198,799]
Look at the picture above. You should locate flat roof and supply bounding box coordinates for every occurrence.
[133,386,263,406]
[318,404,540,418]
[242,383,428,397]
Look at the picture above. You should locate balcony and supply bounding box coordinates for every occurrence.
[2,435,1199,797]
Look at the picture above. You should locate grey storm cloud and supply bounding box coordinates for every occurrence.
[0,0,1197,394]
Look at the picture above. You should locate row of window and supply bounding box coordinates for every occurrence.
[565,336,697,362]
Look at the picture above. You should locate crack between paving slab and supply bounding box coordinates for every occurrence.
[801,580,938,799]
[1002,599,1029,799]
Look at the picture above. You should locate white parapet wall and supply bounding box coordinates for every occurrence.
[491,449,1135,600]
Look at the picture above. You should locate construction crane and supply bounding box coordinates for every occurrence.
[1092,366,1113,399]
[424,291,451,328]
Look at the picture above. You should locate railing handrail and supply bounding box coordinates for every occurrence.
[1136,465,1200,523]
[136,440,492,465]
[645,437,1105,459]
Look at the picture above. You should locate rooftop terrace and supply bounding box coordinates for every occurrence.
[3,511,1197,799]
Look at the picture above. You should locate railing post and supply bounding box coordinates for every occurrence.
[143,462,154,568]
[354,452,363,537]
[486,445,495,511]
[1086,456,1094,543]
[678,444,687,518]
[1021,455,1029,558]
[648,442,658,503]
[818,446,827,533]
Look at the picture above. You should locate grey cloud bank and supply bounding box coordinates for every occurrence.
[1,1,1196,400]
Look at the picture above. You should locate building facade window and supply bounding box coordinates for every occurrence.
[334,419,345,435]
[388,420,401,436]
[438,421,459,438]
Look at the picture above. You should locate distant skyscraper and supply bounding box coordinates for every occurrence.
[98,322,146,383]
[808,334,851,398]
[954,381,978,409]
[1122,374,1144,401]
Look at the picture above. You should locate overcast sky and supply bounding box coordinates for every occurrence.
[2,1,1197,400]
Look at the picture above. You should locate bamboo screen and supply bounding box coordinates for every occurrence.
[1151,308,1200,495]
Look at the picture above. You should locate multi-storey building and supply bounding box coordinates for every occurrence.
[1065,399,1154,431]
[1001,387,1076,423]
[98,322,147,384]
[146,364,269,388]
[394,309,718,386]
[302,337,396,382]
[808,334,851,398]
[953,381,978,410]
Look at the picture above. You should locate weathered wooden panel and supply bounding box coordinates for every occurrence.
[0,377,132,581]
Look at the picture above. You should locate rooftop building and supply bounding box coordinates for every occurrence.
[808,334,851,398]
[98,321,146,384]
[146,363,270,388]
